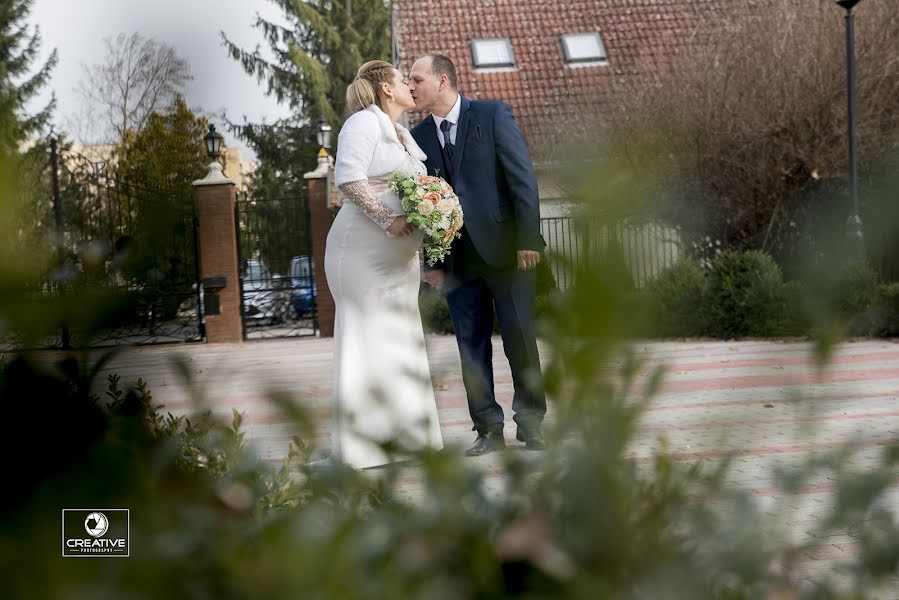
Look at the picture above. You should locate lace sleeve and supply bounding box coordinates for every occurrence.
[338,181,401,230]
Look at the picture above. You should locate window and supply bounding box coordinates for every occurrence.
[470,38,516,69]
[561,32,608,65]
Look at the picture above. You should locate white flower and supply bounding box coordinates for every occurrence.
[436,198,455,214]
[417,201,435,216]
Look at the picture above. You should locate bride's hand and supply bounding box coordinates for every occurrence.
[386,216,414,238]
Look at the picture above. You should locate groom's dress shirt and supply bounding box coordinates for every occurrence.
[431,94,461,147]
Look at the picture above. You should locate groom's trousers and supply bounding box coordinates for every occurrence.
[444,234,547,435]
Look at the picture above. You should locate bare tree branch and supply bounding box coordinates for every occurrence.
[74,32,192,146]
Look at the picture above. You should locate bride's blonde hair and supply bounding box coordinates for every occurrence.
[346,60,396,114]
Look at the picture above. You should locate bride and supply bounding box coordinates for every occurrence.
[325,60,444,469]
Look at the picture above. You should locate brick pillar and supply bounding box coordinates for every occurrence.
[304,150,339,337]
[193,162,242,343]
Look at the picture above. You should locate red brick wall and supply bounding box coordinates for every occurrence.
[308,177,338,337]
[195,183,243,343]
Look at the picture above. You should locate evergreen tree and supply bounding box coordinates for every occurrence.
[223,1,391,275]
[114,95,208,295]
[117,94,208,200]
[0,0,57,148]
[222,0,391,202]
[222,0,391,131]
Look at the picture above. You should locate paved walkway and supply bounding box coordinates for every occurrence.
[86,335,899,593]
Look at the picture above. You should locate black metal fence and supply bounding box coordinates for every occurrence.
[540,215,682,289]
[3,139,203,350]
[235,195,317,339]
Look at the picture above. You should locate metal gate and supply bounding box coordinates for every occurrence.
[3,138,204,350]
[235,195,317,339]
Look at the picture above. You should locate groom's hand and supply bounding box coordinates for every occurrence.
[422,269,444,290]
[517,250,541,271]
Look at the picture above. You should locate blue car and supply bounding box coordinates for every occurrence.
[289,256,316,318]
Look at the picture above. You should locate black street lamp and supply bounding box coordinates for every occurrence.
[316,116,332,151]
[835,0,865,260]
[204,124,224,159]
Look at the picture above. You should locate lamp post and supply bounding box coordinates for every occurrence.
[315,116,334,209]
[204,124,224,160]
[835,0,865,261]
[315,116,332,152]
[196,124,231,185]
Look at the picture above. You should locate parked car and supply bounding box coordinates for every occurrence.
[241,259,289,324]
[289,255,317,318]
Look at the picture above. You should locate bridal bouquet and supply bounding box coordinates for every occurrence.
[389,173,464,266]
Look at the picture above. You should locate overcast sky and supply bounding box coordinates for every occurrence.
[28,0,295,158]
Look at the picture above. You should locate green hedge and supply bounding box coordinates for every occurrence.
[419,251,896,340]
[706,251,785,338]
[645,252,899,339]
[878,282,899,336]
[645,258,707,337]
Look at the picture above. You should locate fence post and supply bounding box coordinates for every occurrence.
[49,137,71,349]
[193,162,243,343]
[304,149,338,337]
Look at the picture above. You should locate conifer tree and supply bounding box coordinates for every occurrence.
[223,0,391,131]
[0,0,57,147]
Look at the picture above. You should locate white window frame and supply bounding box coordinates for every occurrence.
[470,38,516,70]
[560,32,608,67]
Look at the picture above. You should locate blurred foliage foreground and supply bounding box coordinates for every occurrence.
[1,129,898,600]
[2,246,898,599]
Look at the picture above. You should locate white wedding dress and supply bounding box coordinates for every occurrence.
[325,105,444,469]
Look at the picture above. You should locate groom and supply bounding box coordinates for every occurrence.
[408,54,547,456]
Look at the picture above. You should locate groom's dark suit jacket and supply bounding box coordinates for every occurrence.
[411,96,543,269]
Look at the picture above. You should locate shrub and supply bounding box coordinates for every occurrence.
[645,257,707,337]
[831,262,880,319]
[797,262,884,337]
[707,250,785,338]
[877,282,899,337]
[827,262,888,336]
[419,284,453,333]
[772,279,811,337]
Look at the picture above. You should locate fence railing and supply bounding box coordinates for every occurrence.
[235,195,317,339]
[3,139,203,350]
[540,213,899,289]
[540,216,682,289]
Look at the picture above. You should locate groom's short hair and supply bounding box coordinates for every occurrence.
[427,54,458,90]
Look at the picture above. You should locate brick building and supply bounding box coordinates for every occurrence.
[392,0,752,214]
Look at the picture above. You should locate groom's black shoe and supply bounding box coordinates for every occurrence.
[465,431,506,457]
[516,426,546,451]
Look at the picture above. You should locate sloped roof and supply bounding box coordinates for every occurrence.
[393,0,754,161]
